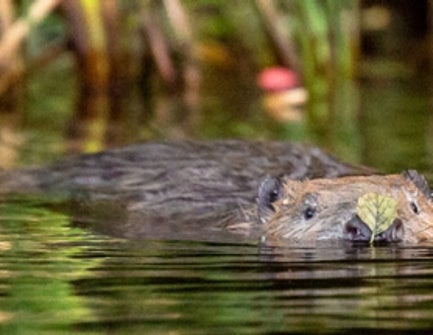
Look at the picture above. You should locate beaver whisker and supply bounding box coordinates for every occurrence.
[413,225,433,236]
[279,221,318,240]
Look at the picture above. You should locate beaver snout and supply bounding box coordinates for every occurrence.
[343,216,404,243]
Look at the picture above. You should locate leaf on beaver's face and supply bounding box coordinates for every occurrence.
[356,192,398,244]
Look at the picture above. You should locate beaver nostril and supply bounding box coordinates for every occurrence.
[343,216,372,242]
[347,226,359,236]
[374,219,404,243]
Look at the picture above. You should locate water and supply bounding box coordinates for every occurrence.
[1,197,433,334]
[2,66,433,333]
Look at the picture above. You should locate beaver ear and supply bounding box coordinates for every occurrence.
[257,176,284,223]
[403,170,432,199]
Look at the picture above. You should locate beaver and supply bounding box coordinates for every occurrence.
[0,140,367,210]
[256,170,433,245]
[0,140,430,243]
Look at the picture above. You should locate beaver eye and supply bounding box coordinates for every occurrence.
[268,189,280,204]
[410,202,420,215]
[303,207,316,220]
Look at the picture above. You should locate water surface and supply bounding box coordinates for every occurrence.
[1,197,433,334]
[2,65,433,334]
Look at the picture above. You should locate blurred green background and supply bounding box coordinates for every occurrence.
[0,0,432,177]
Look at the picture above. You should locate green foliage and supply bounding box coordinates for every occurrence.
[1,0,363,162]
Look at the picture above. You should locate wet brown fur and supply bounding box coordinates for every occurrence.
[0,141,431,243]
[263,174,433,244]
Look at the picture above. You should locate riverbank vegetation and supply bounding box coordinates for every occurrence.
[0,1,431,168]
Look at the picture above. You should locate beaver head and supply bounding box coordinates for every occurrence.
[257,170,433,244]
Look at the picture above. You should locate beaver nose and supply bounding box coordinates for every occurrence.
[343,217,404,243]
[343,216,371,242]
[373,219,404,243]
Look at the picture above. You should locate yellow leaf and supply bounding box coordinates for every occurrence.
[356,192,398,243]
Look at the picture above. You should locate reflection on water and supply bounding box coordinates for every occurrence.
[1,54,433,334]
[0,197,98,334]
[1,198,433,334]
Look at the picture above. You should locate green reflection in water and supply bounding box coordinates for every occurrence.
[67,241,433,334]
[0,197,100,334]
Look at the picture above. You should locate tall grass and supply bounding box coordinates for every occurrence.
[0,0,361,150]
